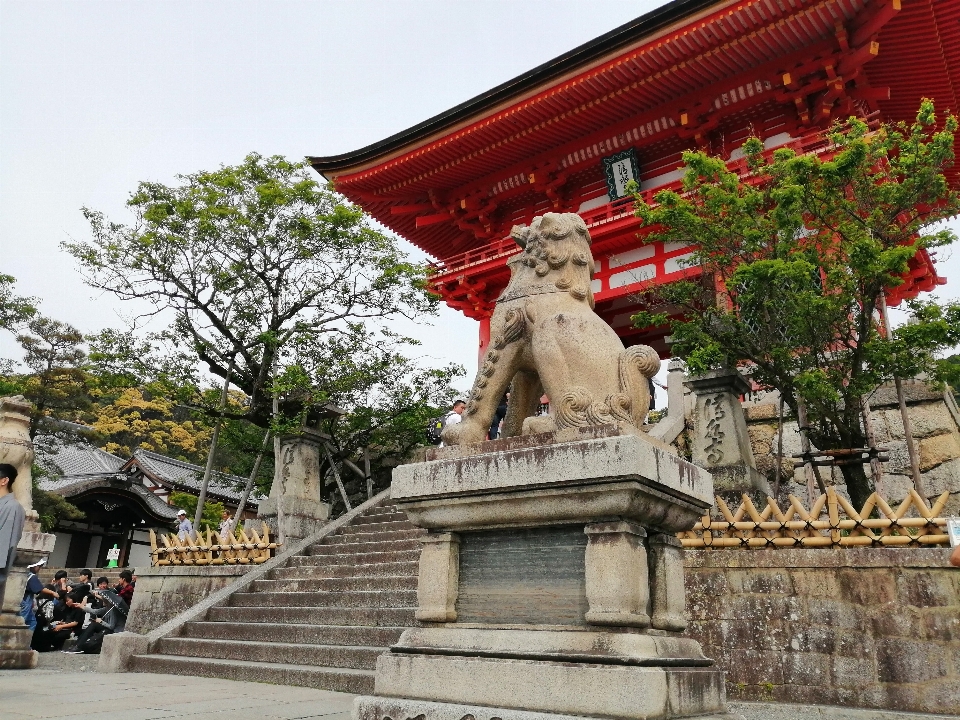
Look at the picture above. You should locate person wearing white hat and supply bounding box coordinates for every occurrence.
[176,509,194,541]
[20,558,56,632]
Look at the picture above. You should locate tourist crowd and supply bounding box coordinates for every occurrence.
[21,563,135,654]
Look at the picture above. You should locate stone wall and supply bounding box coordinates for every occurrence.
[125,565,255,634]
[684,547,960,715]
[742,381,960,514]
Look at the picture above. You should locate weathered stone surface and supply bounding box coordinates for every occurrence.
[372,653,728,720]
[356,697,741,720]
[0,395,35,512]
[415,533,459,622]
[390,626,710,665]
[124,565,254,634]
[258,427,331,541]
[919,433,960,472]
[395,431,712,520]
[683,548,960,715]
[684,370,770,495]
[441,213,661,447]
[98,631,149,673]
[881,402,959,440]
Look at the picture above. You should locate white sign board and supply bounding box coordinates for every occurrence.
[106,547,121,561]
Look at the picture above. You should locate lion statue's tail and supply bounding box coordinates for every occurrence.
[619,344,662,428]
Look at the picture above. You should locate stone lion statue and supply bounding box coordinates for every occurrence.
[442,212,661,446]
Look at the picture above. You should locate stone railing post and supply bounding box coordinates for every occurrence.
[684,368,770,494]
[257,426,330,542]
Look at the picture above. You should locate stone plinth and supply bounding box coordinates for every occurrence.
[258,427,331,541]
[0,518,56,669]
[684,369,770,495]
[360,426,738,720]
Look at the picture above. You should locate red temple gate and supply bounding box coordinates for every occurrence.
[311,0,958,359]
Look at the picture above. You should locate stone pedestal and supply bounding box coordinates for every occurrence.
[0,517,56,669]
[257,427,331,542]
[358,426,739,720]
[684,369,770,494]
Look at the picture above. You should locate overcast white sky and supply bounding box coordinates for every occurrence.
[2,0,959,398]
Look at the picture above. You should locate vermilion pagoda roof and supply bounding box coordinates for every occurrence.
[311,0,957,331]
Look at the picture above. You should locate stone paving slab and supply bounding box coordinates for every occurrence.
[1,654,956,720]
[0,654,354,720]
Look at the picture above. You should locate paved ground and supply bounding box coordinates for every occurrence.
[3,654,957,720]
[0,653,355,720]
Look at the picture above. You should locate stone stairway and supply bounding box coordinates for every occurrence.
[128,503,423,693]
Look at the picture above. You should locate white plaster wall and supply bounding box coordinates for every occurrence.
[47,532,72,567]
[84,535,102,569]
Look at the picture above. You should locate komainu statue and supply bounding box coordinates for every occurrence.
[442,212,661,446]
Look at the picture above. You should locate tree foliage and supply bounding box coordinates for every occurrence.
[631,102,960,507]
[168,491,224,533]
[15,317,91,439]
[0,274,38,333]
[65,153,438,427]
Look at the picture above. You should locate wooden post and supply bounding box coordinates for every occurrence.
[234,429,270,529]
[364,447,373,500]
[322,442,353,511]
[774,395,785,498]
[194,358,235,535]
[796,400,827,499]
[878,291,926,500]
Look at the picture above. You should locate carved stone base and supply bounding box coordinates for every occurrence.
[356,697,743,720]
[0,522,56,669]
[363,652,734,720]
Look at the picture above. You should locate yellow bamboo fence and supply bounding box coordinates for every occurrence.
[149,523,280,566]
[678,488,951,549]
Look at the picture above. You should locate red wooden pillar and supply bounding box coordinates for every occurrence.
[478,316,491,367]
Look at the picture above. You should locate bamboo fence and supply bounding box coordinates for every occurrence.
[149,523,280,565]
[678,487,951,549]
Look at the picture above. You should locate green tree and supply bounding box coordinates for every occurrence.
[282,324,462,508]
[32,467,85,533]
[65,153,437,428]
[16,317,91,439]
[168,491,224,534]
[0,274,38,333]
[631,101,960,507]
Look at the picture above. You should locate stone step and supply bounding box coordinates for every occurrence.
[251,575,417,593]
[129,654,374,694]
[325,527,424,543]
[355,508,405,521]
[178,621,405,647]
[228,589,418,608]
[286,548,420,567]
[206,604,416,627]
[155,637,383,670]
[270,559,419,581]
[308,538,422,555]
[340,519,417,534]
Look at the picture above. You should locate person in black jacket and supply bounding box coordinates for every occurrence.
[64,589,129,654]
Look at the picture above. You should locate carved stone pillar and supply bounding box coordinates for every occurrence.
[416,532,460,622]
[648,533,686,631]
[257,427,330,542]
[0,396,35,513]
[0,396,56,669]
[584,521,650,628]
[684,369,770,494]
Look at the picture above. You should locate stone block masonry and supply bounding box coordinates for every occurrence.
[684,547,960,716]
[124,565,254,634]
